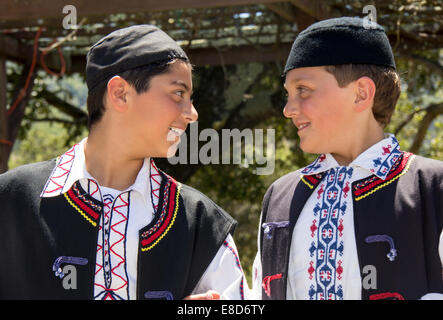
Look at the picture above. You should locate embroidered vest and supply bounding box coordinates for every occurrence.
[260,152,443,300]
[0,159,236,299]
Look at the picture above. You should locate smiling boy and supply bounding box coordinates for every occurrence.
[252,17,443,300]
[0,25,246,300]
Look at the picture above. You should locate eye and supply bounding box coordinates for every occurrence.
[174,90,184,97]
[297,86,306,94]
[296,86,310,98]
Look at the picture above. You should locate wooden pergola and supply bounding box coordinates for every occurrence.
[1,0,442,70]
[0,0,442,171]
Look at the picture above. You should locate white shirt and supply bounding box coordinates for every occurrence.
[252,134,443,300]
[41,137,247,300]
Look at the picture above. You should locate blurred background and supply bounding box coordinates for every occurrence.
[0,0,442,285]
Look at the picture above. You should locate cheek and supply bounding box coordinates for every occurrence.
[165,102,183,120]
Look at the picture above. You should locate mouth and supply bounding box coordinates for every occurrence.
[167,127,185,143]
[169,127,185,136]
[296,122,310,132]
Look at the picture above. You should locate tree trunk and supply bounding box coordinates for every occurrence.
[0,55,9,173]
[409,103,443,154]
[0,61,37,174]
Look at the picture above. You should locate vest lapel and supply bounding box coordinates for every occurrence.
[39,181,102,299]
[261,171,324,299]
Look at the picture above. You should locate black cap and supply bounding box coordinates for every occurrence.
[284,17,396,75]
[86,25,189,91]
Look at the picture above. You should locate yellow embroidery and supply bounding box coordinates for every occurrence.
[64,193,97,227]
[301,176,314,189]
[355,155,415,201]
[141,183,181,252]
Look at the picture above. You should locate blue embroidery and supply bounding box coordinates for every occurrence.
[52,256,88,278]
[372,136,402,179]
[309,167,352,300]
[365,234,397,262]
[262,221,290,239]
[144,291,174,300]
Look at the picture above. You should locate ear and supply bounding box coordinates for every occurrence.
[106,76,130,112]
[353,76,376,112]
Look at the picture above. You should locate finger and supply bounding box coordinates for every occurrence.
[183,290,220,300]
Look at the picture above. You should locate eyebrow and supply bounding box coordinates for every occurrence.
[170,80,191,93]
[284,75,315,89]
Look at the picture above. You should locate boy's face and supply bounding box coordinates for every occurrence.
[126,60,198,158]
[283,66,356,155]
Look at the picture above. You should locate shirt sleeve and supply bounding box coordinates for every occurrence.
[439,228,443,269]
[191,234,249,300]
[251,252,263,299]
[251,210,263,300]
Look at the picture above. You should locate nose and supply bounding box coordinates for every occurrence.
[283,98,300,119]
[183,101,198,123]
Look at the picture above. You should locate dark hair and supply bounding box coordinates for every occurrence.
[324,64,401,128]
[86,57,189,129]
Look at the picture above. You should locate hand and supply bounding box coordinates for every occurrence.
[183,290,220,300]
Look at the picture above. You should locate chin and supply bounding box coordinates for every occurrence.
[299,139,314,153]
[299,140,325,155]
[165,143,180,158]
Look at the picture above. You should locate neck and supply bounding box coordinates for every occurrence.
[84,126,144,191]
[331,121,385,166]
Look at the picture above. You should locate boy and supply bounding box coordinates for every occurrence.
[252,17,443,300]
[0,25,246,300]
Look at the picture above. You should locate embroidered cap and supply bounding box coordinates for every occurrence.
[86,25,189,91]
[284,16,396,75]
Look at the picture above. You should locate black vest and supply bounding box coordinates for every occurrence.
[260,152,443,300]
[0,159,236,299]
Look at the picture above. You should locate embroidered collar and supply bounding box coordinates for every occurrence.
[40,137,157,205]
[301,134,402,180]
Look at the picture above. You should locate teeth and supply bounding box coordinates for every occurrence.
[169,127,184,136]
[299,123,309,129]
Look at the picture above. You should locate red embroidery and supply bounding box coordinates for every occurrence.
[310,220,317,237]
[66,187,100,221]
[94,193,130,298]
[320,270,331,281]
[317,184,324,199]
[262,273,283,297]
[370,292,404,300]
[353,152,413,198]
[382,145,392,155]
[140,176,179,250]
[343,181,350,198]
[43,145,77,195]
[150,159,161,212]
[336,260,343,280]
[308,261,315,280]
[304,174,320,185]
[338,218,344,237]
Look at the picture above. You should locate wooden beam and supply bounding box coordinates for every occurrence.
[290,0,336,20]
[265,3,297,22]
[0,34,70,72]
[1,35,294,73]
[0,35,30,63]
[0,0,284,22]
[59,42,293,77]
[187,43,292,66]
